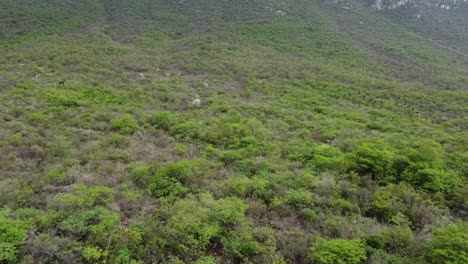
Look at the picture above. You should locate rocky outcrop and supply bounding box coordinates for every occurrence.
[362,0,468,10]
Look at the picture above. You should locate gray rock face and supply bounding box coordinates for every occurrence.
[362,0,468,10]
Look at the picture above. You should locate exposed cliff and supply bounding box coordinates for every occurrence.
[327,0,468,10]
[364,0,468,10]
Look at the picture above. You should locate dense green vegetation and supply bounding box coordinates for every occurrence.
[0,0,467,263]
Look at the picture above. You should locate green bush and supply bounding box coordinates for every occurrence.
[308,237,367,264]
[212,197,248,226]
[366,184,440,227]
[409,168,462,194]
[204,114,266,148]
[111,114,138,134]
[53,184,115,210]
[102,133,129,147]
[428,222,468,264]
[81,246,109,263]
[332,198,360,216]
[41,167,68,185]
[381,226,416,254]
[152,111,176,130]
[285,189,313,209]
[347,140,396,183]
[313,144,345,171]
[129,164,152,187]
[301,208,317,221]
[172,120,203,139]
[227,177,267,198]
[0,209,33,262]
[54,207,119,243]
[158,194,221,258]
[149,159,216,198]
[222,238,258,259]
[284,140,316,163]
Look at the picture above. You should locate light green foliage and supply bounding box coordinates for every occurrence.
[149,159,216,198]
[212,197,248,226]
[284,140,316,163]
[285,189,313,209]
[313,144,345,171]
[55,207,119,238]
[129,163,152,187]
[158,194,221,256]
[429,222,468,264]
[53,184,115,210]
[366,183,439,226]
[227,177,267,198]
[205,114,266,149]
[152,111,176,130]
[81,246,109,263]
[0,0,467,262]
[348,140,396,183]
[308,238,367,264]
[111,114,138,134]
[411,168,462,194]
[41,167,67,185]
[0,209,33,262]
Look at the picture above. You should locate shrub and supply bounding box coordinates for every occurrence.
[54,207,120,243]
[204,114,266,148]
[52,184,115,210]
[308,237,367,264]
[149,159,215,197]
[212,197,248,226]
[332,198,360,216]
[313,144,345,171]
[284,140,316,163]
[0,179,21,207]
[172,120,203,139]
[111,114,138,134]
[81,246,109,263]
[301,208,317,221]
[227,177,267,198]
[285,189,313,209]
[0,209,33,262]
[347,140,396,183]
[149,172,186,199]
[222,238,258,259]
[409,168,462,194]
[366,184,440,227]
[152,111,176,130]
[373,226,416,255]
[129,164,152,187]
[102,134,129,147]
[159,194,221,259]
[428,222,468,264]
[41,167,68,185]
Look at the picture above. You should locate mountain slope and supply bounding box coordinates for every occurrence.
[0,0,467,263]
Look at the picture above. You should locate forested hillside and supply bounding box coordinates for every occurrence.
[0,0,467,263]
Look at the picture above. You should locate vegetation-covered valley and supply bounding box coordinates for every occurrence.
[0,0,467,263]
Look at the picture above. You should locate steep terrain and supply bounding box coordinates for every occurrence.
[0,0,467,263]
